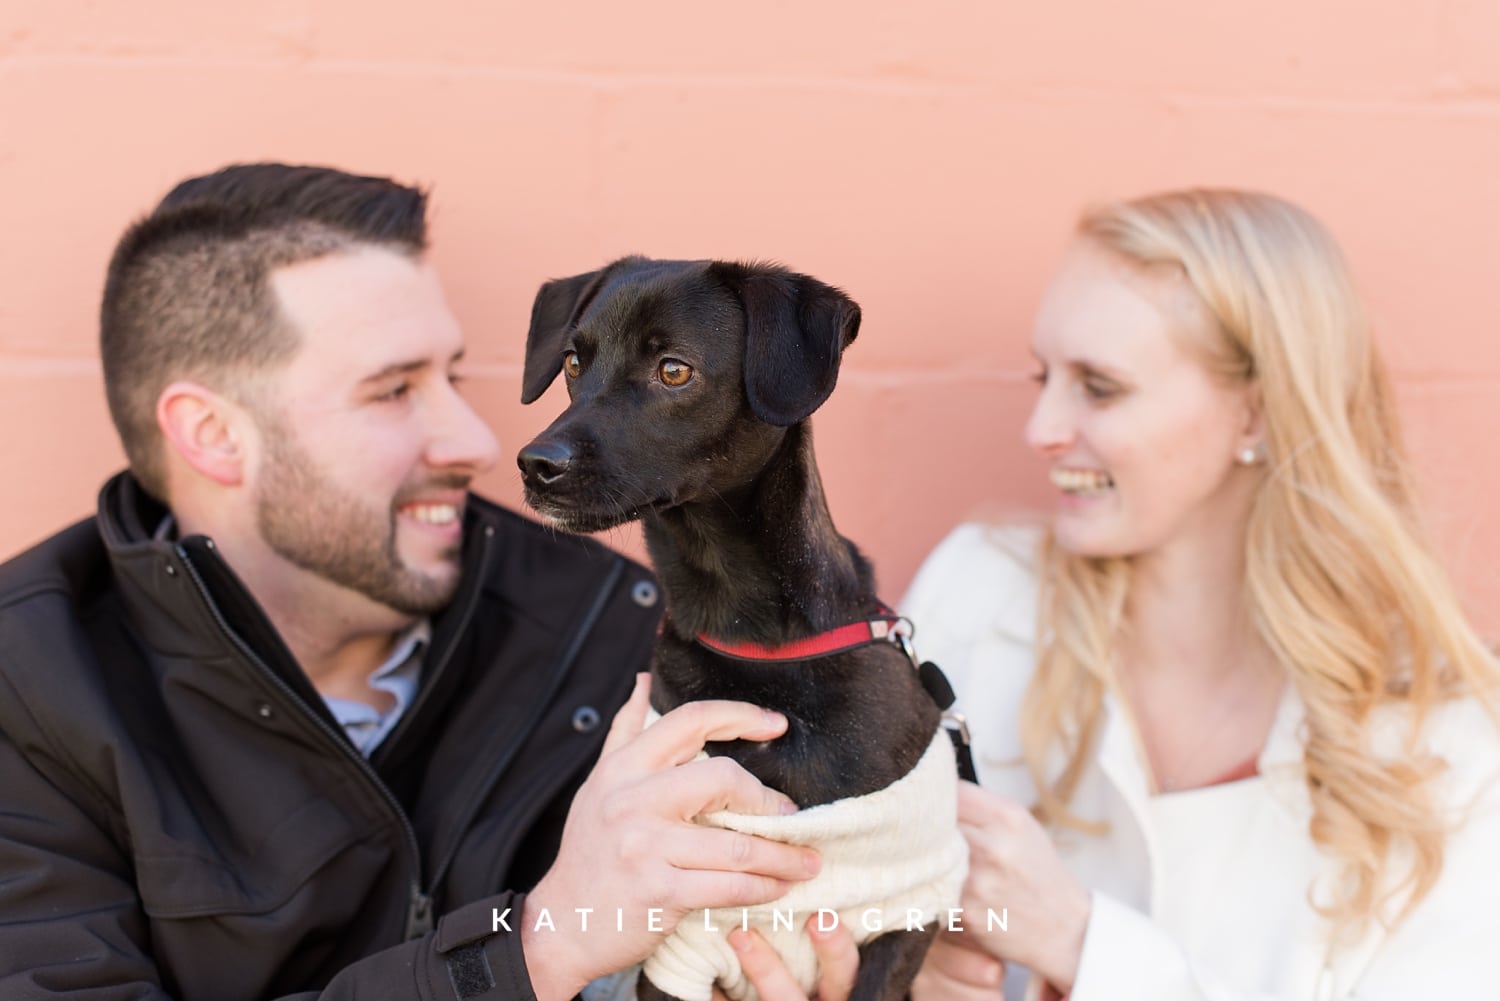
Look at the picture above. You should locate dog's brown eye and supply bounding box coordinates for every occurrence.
[563,351,582,379]
[658,359,693,387]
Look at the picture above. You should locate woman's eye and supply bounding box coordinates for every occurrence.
[563,351,582,379]
[1082,378,1118,401]
[658,359,694,387]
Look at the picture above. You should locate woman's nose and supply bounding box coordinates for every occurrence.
[1023,384,1075,456]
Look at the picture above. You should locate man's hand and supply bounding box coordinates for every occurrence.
[523,674,822,1001]
[724,917,859,1001]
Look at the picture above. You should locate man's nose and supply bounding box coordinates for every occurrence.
[427,383,501,474]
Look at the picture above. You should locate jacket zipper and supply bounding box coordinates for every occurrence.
[373,525,495,757]
[173,542,482,941]
[425,555,629,895]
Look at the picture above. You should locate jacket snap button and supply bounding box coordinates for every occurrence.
[631,580,658,608]
[255,703,274,720]
[571,706,601,733]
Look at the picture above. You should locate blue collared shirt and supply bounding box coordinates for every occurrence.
[321,620,429,756]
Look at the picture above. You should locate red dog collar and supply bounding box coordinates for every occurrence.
[696,609,980,784]
[695,608,912,663]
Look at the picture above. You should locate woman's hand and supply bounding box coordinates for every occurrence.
[954,782,1091,992]
[723,917,859,1001]
[912,933,1006,1001]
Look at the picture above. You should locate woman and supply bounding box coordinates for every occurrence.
[898,189,1500,1000]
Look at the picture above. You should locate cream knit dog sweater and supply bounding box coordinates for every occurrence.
[641,726,968,1001]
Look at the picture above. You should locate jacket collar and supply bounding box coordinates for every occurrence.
[95,471,493,702]
[96,472,172,554]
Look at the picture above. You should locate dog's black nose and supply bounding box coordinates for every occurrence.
[518,440,574,485]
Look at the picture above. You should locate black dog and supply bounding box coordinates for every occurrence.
[518,257,965,1001]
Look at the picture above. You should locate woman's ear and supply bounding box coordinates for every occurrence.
[1236,379,1267,461]
[156,381,250,487]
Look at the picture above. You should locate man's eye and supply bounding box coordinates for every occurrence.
[563,351,582,379]
[658,359,694,387]
[377,382,412,402]
[1029,368,1047,386]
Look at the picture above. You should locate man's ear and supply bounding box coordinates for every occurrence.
[156,381,250,487]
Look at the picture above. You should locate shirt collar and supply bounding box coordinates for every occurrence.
[373,619,431,680]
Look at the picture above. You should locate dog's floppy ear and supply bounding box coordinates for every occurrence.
[710,262,862,426]
[521,267,609,404]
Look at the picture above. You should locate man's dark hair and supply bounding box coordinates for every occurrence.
[100,163,430,500]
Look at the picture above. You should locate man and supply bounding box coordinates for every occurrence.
[0,164,824,1000]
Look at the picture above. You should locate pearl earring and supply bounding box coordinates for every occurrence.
[1239,447,1258,465]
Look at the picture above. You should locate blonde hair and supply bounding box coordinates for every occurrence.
[1021,188,1500,943]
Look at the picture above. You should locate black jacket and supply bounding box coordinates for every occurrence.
[0,473,660,1000]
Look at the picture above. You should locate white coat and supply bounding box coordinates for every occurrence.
[901,523,1500,1001]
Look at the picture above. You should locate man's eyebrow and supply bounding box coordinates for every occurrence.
[358,360,427,385]
[357,350,467,386]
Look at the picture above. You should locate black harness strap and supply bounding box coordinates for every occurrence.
[917,658,979,784]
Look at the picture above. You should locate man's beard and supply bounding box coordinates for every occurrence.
[254,422,467,616]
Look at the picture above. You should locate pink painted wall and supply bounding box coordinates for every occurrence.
[3,1,1497,635]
